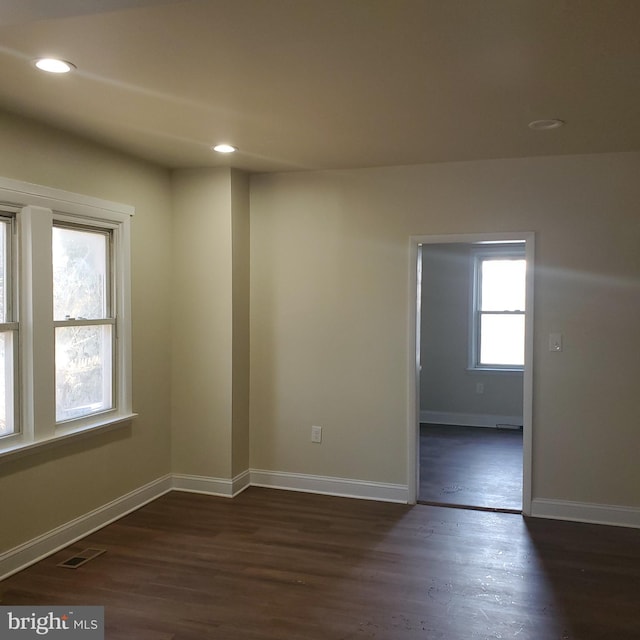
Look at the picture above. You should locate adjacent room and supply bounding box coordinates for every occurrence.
[419,241,525,512]
[0,1,639,638]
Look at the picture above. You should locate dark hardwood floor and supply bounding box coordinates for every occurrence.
[2,488,640,639]
[420,424,523,511]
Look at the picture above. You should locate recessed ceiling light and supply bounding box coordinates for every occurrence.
[212,144,238,154]
[33,58,77,74]
[528,119,565,131]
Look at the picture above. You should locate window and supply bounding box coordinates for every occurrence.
[0,176,134,457]
[53,224,114,422]
[0,213,17,438]
[471,245,526,370]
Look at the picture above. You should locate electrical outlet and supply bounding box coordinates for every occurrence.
[476,382,484,394]
[311,425,322,443]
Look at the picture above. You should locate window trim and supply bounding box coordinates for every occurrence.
[53,219,116,425]
[0,212,19,442]
[0,176,136,459]
[469,243,526,372]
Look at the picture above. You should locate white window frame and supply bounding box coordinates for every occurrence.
[0,176,135,459]
[53,220,115,424]
[469,243,526,372]
[0,209,19,441]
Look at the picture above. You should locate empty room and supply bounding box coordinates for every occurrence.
[0,1,639,639]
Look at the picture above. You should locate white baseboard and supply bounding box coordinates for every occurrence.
[173,469,407,504]
[0,474,172,581]
[250,469,408,503]
[232,470,252,496]
[421,410,523,428]
[531,498,640,529]
[4,471,639,582]
[172,470,251,498]
[3,468,406,580]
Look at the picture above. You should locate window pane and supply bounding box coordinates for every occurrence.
[480,314,525,366]
[53,227,109,321]
[481,259,526,311]
[0,332,15,436]
[55,325,112,422]
[0,220,8,324]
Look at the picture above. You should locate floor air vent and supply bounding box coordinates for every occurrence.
[58,548,106,569]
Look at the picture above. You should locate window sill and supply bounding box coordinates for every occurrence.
[0,413,137,461]
[466,367,524,375]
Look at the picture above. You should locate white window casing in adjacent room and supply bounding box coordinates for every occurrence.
[470,244,526,372]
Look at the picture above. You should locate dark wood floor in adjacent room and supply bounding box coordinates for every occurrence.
[2,488,640,639]
[420,424,523,511]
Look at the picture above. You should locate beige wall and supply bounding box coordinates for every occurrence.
[1,107,638,557]
[0,111,173,553]
[170,167,250,479]
[0,117,250,555]
[420,243,523,419]
[170,168,233,478]
[249,152,640,507]
[231,170,251,477]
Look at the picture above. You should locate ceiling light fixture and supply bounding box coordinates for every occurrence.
[212,144,238,154]
[33,58,77,74]
[528,119,565,131]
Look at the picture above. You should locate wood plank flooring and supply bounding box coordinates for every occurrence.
[420,424,523,511]
[2,488,640,639]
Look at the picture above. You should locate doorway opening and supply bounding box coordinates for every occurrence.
[407,233,534,515]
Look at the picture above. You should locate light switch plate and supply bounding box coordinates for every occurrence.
[549,333,563,352]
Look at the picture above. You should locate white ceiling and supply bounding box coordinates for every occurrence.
[1,0,638,173]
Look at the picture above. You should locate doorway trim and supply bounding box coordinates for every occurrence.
[407,232,534,515]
